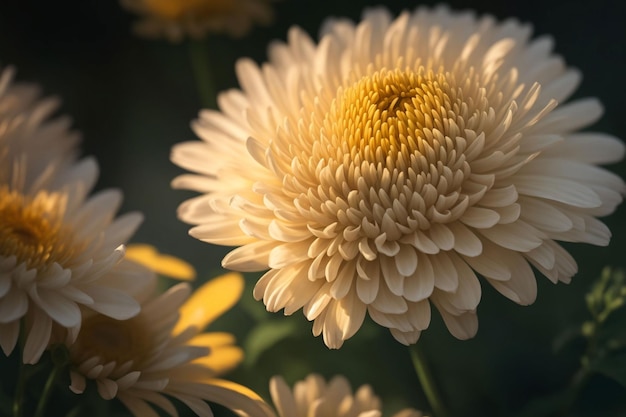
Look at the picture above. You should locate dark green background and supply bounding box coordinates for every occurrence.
[0,1,625,416]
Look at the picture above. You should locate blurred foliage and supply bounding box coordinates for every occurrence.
[0,0,625,416]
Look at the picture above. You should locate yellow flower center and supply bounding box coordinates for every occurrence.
[143,0,235,20]
[0,186,75,269]
[294,67,485,229]
[328,67,469,167]
[73,314,152,368]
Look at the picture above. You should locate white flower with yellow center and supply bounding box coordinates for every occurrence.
[268,374,423,417]
[0,156,151,364]
[120,0,276,42]
[171,6,626,348]
[68,272,274,417]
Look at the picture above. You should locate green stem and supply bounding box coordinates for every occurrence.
[187,38,216,109]
[410,345,449,417]
[33,364,62,417]
[12,361,26,417]
[64,404,83,417]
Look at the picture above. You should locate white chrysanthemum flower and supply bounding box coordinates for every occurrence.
[68,272,275,417]
[0,66,151,363]
[120,0,276,42]
[269,374,424,417]
[0,65,79,189]
[0,157,150,364]
[171,6,626,348]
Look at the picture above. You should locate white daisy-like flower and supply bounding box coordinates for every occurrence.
[268,373,424,417]
[171,6,626,348]
[0,156,150,364]
[68,272,274,417]
[120,0,277,42]
[0,65,79,190]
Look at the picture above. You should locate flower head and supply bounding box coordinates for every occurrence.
[171,6,626,348]
[0,68,151,364]
[68,272,273,417]
[268,373,423,417]
[0,65,79,191]
[120,0,277,42]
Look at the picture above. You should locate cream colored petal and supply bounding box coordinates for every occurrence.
[436,308,478,340]
[23,308,52,364]
[479,221,543,252]
[69,371,87,394]
[270,376,297,417]
[118,394,162,417]
[0,320,19,356]
[486,251,537,305]
[169,379,276,417]
[96,378,118,400]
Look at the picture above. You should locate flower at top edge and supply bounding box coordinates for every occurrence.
[68,272,275,417]
[171,5,626,348]
[0,66,153,364]
[120,0,277,42]
[268,373,424,417]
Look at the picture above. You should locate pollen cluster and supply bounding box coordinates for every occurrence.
[0,186,74,270]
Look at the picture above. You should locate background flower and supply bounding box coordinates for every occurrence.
[120,0,277,41]
[0,64,79,195]
[0,68,152,363]
[171,5,625,349]
[268,374,424,417]
[68,272,274,417]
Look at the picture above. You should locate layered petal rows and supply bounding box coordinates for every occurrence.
[172,6,625,347]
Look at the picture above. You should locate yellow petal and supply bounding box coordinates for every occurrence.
[188,332,244,375]
[190,331,237,348]
[125,244,196,280]
[193,343,244,374]
[174,272,244,334]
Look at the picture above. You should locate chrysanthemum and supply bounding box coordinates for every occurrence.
[120,0,276,42]
[68,272,274,417]
[268,373,423,417]
[0,157,151,364]
[0,67,151,364]
[0,65,79,189]
[171,6,626,348]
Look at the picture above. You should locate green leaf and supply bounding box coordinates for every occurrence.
[243,319,298,366]
[590,350,626,389]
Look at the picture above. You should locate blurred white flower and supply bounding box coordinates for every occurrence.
[269,374,424,417]
[172,6,626,348]
[0,65,79,189]
[0,66,151,363]
[120,0,277,42]
[68,272,274,417]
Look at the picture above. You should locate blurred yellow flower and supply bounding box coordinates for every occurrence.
[120,0,276,42]
[268,374,424,417]
[68,272,274,417]
[125,243,196,280]
[171,5,626,348]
